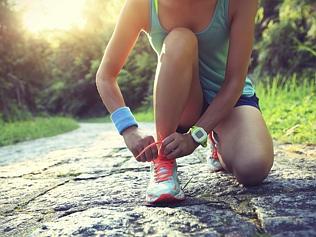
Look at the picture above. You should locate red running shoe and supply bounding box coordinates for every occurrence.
[206,131,224,172]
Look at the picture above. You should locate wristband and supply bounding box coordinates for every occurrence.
[110,107,138,135]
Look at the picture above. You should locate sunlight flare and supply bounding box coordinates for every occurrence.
[21,0,86,33]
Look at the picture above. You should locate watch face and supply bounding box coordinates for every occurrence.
[191,127,207,147]
[196,130,204,139]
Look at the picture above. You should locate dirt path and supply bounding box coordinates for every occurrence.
[0,123,315,236]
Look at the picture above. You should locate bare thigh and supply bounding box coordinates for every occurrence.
[214,106,274,186]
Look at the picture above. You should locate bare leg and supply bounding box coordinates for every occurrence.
[146,28,203,204]
[214,106,274,186]
[154,28,203,142]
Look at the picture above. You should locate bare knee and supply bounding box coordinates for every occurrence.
[232,152,274,186]
[162,27,198,59]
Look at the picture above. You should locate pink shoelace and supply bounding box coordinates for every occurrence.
[135,141,174,182]
[209,133,219,160]
[135,141,163,160]
[153,158,174,182]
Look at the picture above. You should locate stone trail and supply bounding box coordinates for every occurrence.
[0,123,315,237]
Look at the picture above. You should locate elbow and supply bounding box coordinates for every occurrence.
[95,70,111,95]
[95,70,117,93]
[95,73,103,95]
[95,66,118,86]
[96,56,121,85]
[95,69,104,85]
[95,69,111,88]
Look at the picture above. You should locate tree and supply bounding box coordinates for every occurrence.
[254,0,316,81]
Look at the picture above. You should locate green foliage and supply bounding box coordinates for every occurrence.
[80,116,111,123]
[0,117,79,146]
[0,1,50,121]
[0,0,155,120]
[38,29,106,117]
[256,75,316,144]
[118,34,156,110]
[254,0,316,79]
[134,110,154,122]
[81,107,154,123]
[0,0,315,147]
[87,76,316,145]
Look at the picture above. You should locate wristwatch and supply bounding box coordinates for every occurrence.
[189,126,208,147]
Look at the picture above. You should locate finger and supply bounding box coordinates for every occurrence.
[164,140,179,156]
[161,134,176,155]
[144,140,153,162]
[151,145,158,160]
[135,151,143,162]
[166,147,181,160]
[163,133,177,146]
[140,146,148,162]
[131,148,139,158]
[146,137,157,161]
[136,144,146,162]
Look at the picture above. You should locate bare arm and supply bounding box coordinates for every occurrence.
[96,0,157,162]
[96,0,147,113]
[195,0,258,133]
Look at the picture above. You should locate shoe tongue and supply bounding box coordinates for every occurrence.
[156,154,167,161]
[155,156,173,164]
[154,157,174,174]
[159,167,168,174]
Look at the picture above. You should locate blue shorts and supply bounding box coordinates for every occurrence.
[202,93,260,113]
[177,94,260,133]
[233,93,260,110]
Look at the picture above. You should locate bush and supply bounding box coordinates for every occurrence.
[254,0,316,80]
[118,34,156,110]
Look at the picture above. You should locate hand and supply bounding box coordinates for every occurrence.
[161,132,199,160]
[122,126,158,162]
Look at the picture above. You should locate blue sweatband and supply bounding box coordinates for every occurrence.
[110,107,138,135]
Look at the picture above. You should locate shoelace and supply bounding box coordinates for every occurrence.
[212,147,219,160]
[135,141,162,160]
[133,133,220,193]
[209,133,219,160]
[153,158,174,182]
[134,141,174,182]
[134,140,195,193]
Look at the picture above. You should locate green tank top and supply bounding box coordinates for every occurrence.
[146,0,255,103]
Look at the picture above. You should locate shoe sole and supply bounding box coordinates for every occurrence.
[208,167,225,173]
[207,157,225,173]
[146,192,185,205]
[207,163,225,173]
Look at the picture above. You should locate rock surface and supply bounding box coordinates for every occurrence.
[0,123,315,237]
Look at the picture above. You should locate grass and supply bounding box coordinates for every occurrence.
[133,110,154,122]
[255,75,315,144]
[80,116,111,123]
[81,110,154,123]
[82,76,315,144]
[2,76,312,147]
[0,117,79,146]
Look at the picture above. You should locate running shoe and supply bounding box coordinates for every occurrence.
[206,131,224,172]
[146,156,185,204]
